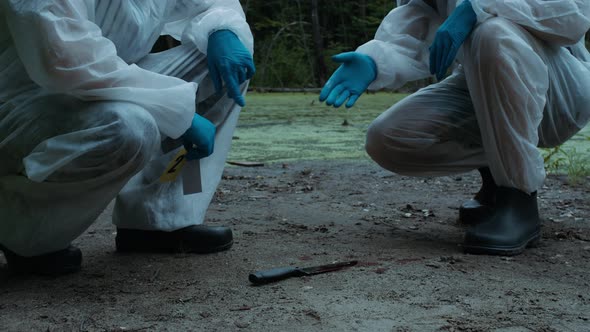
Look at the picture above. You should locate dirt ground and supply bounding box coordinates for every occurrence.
[1,160,589,332]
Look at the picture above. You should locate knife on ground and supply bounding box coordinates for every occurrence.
[249,260,358,285]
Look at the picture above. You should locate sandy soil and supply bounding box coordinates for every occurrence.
[1,160,589,332]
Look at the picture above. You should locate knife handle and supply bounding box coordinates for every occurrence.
[249,267,306,285]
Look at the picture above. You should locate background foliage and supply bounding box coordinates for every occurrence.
[242,0,394,88]
[241,1,590,89]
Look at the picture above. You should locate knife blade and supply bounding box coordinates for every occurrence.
[249,260,358,285]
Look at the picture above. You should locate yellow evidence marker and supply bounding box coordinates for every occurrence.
[160,148,188,183]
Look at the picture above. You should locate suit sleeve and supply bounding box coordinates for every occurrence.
[471,0,590,46]
[163,0,254,55]
[356,0,444,90]
[2,0,198,139]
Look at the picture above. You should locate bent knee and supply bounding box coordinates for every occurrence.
[365,120,390,163]
[115,104,160,164]
[365,118,419,174]
[90,102,160,167]
[466,18,523,67]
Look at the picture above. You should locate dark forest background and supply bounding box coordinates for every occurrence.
[242,0,394,89]
[241,1,590,89]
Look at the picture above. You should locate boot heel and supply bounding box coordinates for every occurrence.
[526,235,541,248]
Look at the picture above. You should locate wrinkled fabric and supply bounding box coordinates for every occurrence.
[0,94,161,256]
[0,0,251,256]
[0,0,252,142]
[359,0,590,193]
[357,0,590,90]
[471,0,590,46]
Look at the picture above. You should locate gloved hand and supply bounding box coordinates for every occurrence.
[182,113,216,160]
[429,0,477,80]
[207,30,255,107]
[319,52,377,108]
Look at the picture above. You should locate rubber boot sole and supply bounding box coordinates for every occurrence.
[115,238,234,254]
[0,245,82,276]
[463,231,541,256]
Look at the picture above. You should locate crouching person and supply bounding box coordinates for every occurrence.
[0,0,255,275]
[320,0,590,256]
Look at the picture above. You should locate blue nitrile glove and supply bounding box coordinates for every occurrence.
[429,0,477,80]
[207,30,255,107]
[182,113,216,160]
[319,52,377,108]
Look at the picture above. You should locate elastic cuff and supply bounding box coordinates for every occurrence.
[181,8,254,55]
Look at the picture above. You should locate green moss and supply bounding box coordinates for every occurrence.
[229,92,405,162]
[230,93,590,169]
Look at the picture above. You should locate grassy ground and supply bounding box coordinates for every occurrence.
[231,93,590,173]
[229,92,405,162]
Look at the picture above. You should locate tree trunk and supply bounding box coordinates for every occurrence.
[311,0,327,86]
[360,0,368,40]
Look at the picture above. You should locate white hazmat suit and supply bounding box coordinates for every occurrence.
[361,0,590,194]
[0,0,253,256]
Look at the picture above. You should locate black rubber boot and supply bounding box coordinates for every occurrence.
[116,225,233,254]
[459,167,497,224]
[0,245,82,276]
[463,187,541,256]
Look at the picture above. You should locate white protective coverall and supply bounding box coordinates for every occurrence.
[0,0,253,256]
[362,0,590,194]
